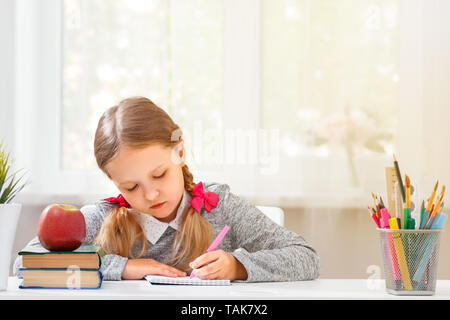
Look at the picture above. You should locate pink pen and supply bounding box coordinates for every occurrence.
[190,225,230,278]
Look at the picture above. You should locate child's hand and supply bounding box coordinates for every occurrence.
[122,258,186,280]
[189,250,248,281]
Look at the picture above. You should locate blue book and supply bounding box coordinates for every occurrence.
[18,267,103,289]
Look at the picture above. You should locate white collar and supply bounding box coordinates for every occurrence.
[131,190,191,245]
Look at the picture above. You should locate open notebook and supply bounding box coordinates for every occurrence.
[145,275,230,286]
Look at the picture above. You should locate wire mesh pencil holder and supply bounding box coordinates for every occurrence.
[378,228,442,295]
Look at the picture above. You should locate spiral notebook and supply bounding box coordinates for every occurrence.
[145,275,231,286]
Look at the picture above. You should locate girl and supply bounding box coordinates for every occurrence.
[14,97,320,282]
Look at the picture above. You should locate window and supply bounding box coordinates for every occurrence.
[13,0,404,204]
[262,0,398,157]
[260,0,399,198]
[62,0,224,172]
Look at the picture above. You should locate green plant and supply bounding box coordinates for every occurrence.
[0,139,30,204]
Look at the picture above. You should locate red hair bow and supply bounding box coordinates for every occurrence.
[104,194,131,208]
[190,181,218,213]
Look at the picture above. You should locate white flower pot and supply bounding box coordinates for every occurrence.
[0,203,22,291]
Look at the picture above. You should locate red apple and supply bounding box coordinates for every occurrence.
[37,204,86,251]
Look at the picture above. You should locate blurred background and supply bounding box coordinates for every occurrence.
[1,0,449,279]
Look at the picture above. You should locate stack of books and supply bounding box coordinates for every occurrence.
[18,243,104,289]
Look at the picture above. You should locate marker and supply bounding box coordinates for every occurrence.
[403,208,410,229]
[379,209,401,282]
[412,214,448,284]
[407,218,415,230]
[388,217,413,290]
[435,213,448,229]
[380,208,391,229]
[190,225,230,278]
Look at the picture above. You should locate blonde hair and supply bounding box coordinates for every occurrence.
[93,97,213,271]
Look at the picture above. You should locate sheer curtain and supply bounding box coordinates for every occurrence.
[259,0,399,207]
[307,0,450,278]
[57,0,401,206]
[61,0,224,172]
[7,1,443,200]
[398,0,450,193]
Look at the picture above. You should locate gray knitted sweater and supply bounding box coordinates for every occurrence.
[14,182,320,282]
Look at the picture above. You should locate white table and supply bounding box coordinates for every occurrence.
[2,277,450,300]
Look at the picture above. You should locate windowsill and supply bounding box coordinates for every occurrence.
[12,191,368,209]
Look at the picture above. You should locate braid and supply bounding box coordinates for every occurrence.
[182,164,196,194]
[169,163,214,271]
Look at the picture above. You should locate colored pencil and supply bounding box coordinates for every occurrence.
[424,204,435,229]
[405,175,411,209]
[427,185,446,229]
[426,181,439,211]
[393,154,405,202]
[369,206,381,228]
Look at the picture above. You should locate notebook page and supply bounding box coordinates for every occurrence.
[145,275,231,286]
